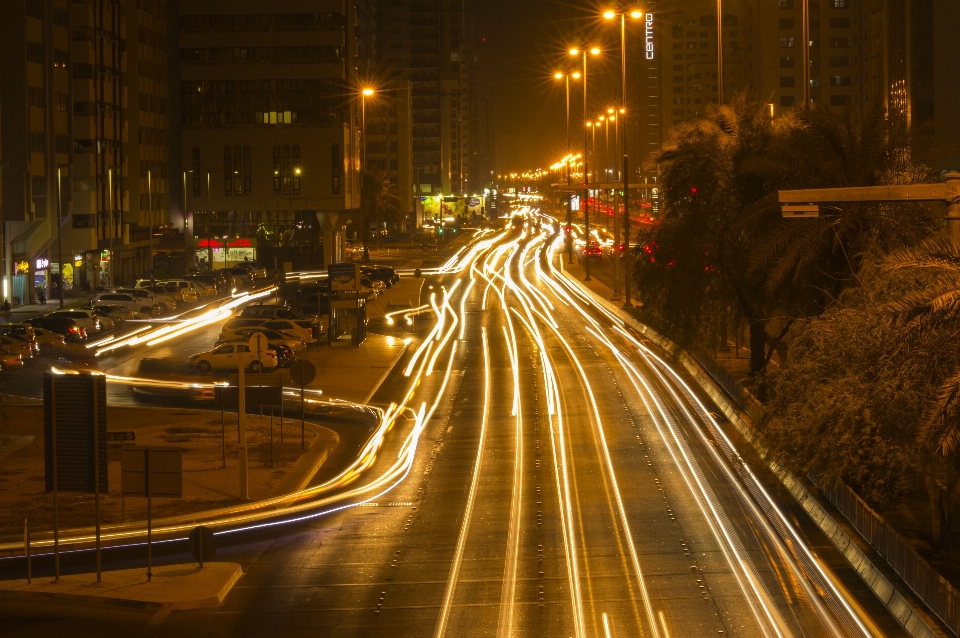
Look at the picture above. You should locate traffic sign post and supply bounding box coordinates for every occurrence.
[290,360,316,450]
[188,526,216,568]
[121,446,182,582]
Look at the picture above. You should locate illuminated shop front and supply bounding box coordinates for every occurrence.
[195,237,257,270]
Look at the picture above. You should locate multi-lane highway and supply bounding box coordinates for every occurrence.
[1,214,910,637]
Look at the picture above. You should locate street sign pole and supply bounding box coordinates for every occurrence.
[300,376,305,450]
[220,386,225,468]
[51,381,59,582]
[238,349,248,500]
[94,394,101,584]
[146,447,152,582]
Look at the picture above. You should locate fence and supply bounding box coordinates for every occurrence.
[686,347,762,420]
[816,477,960,635]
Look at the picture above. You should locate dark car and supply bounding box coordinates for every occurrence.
[185,273,220,293]
[268,343,296,368]
[583,240,603,258]
[25,315,88,341]
[361,265,400,287]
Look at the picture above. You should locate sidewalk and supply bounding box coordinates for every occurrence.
[0,562,242,611]
[0,292,97,323]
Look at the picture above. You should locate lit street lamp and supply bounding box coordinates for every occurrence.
[556,70,581,263]
[603,3,642,306]
[361,87,375,173]
[570,46,600,282]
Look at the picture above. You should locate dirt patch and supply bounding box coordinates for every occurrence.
[0,403,337,541]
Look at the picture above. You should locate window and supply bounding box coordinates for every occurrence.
[25,0,42,20]
[830,94,851,105]
[26,41,44,64]
[223,146,233,196]
[331,144,340,194]
[53,5,68,28]
[779,0,794,7]
[780,96,796,107]
[282,145,292,195]
[779,18,794,29]
[780,56,795,68]
[829,56,852,67]
[55,135,70,154]
[829,18,851,28]
[27,86,45,108]
[53,50,68,69]
[54,91,69,111]
[233,145,242,195]
[32,176,47,196]
[192,147,201,196]
[830,75,852,86]
[831,0,848,7]
[29,132,45,153]
[673,65,684,71]
[779,37,795,48]
[242,146,251,195]
[780,76,796,87]
[273,145,281,194]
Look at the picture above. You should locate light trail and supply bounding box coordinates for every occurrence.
[433,328,491,638]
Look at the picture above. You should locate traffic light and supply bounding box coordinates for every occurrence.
[564,225,572,235]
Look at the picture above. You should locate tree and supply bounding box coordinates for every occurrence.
[636,93,787,375]
[359,171,402,261]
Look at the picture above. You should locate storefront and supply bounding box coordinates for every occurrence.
[35,257,50,298]
[12,260,30,305]
[195,238,257,270]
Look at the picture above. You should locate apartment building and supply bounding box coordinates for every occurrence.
[378,0,479,196]
[363,80,415,224]
[0,0,73,305]
[178,1,371,270]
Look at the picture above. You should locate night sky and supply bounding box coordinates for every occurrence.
[474,0,626,174]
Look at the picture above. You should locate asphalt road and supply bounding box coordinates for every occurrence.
[0,219,911,638]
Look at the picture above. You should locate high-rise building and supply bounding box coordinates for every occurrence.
[378,0,478,197]
[1,0,74,305]
[178,2,369,270]
[363,80,415,225]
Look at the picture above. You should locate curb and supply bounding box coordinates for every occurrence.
[557,260,940,638]
[0,563,242,612]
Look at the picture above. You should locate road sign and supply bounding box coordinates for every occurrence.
[290,360,316,386]
[106,431,136,446]
[248,332,268,356]
[781,204,820,218]
[121,446,183,498]
[44,373,107,494]
[188,526,216,564]
[329,262,360,292]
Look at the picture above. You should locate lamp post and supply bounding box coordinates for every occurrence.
[604,3,642,307]
[182,170,190,238]
[56,165,67,308]
[361,88,374,173]
[206,172,213,271]
[555,71,580,263]
[570,46,600,282]
[108,167,115,287]
[222,235,229,269]
[147,167,154,275]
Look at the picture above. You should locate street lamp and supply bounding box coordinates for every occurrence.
[570,45,600,281]
[222,235,229,269]
[56,164,68,308]
[555,70,581,263]
[361,87,375,173]
[603,3,643,305]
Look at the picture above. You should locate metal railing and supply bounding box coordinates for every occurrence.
[815,477,960,635]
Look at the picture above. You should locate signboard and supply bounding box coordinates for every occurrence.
[467,197,480,207]
[328,262,360,292]
[645,13,654,60]
[15,261,29,274]
[36,258,49,270]
[121,446,183,498]
[44,373,108,494]
[107,431,136,446]
[290,360,316,386]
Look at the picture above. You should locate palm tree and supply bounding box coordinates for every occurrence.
[883,237,960,549]
[360,171,402,261]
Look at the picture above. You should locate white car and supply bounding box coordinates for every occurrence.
[189,343,278,373]
[48,308,106,331]
[217,328,305,352]
[113,287,165,315]
[91,292,157,315]
[258,318,317,342]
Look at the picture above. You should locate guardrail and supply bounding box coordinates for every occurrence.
[814,477,960,636]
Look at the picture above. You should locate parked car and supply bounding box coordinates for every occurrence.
[25,315,87,341]
[157,281,198,304]
[240,305,316,321]
[361,265,400,287]
[361,276,385,297]
[92,304,149,324]
[48,308,106,332]
[234,262,267,280]
[31,327,66,355]
[220,318,268,335]
[0,347,24,371]
[188,343,278,373]
[184,273,220,295]
[91,292,157,315]
[217,328,305,352]
[0,335,33,359]
[142,286,180,313]
[258,319,317,342]
[0,323,36,342]
[112,288,164,314]
[268,343,296,368]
